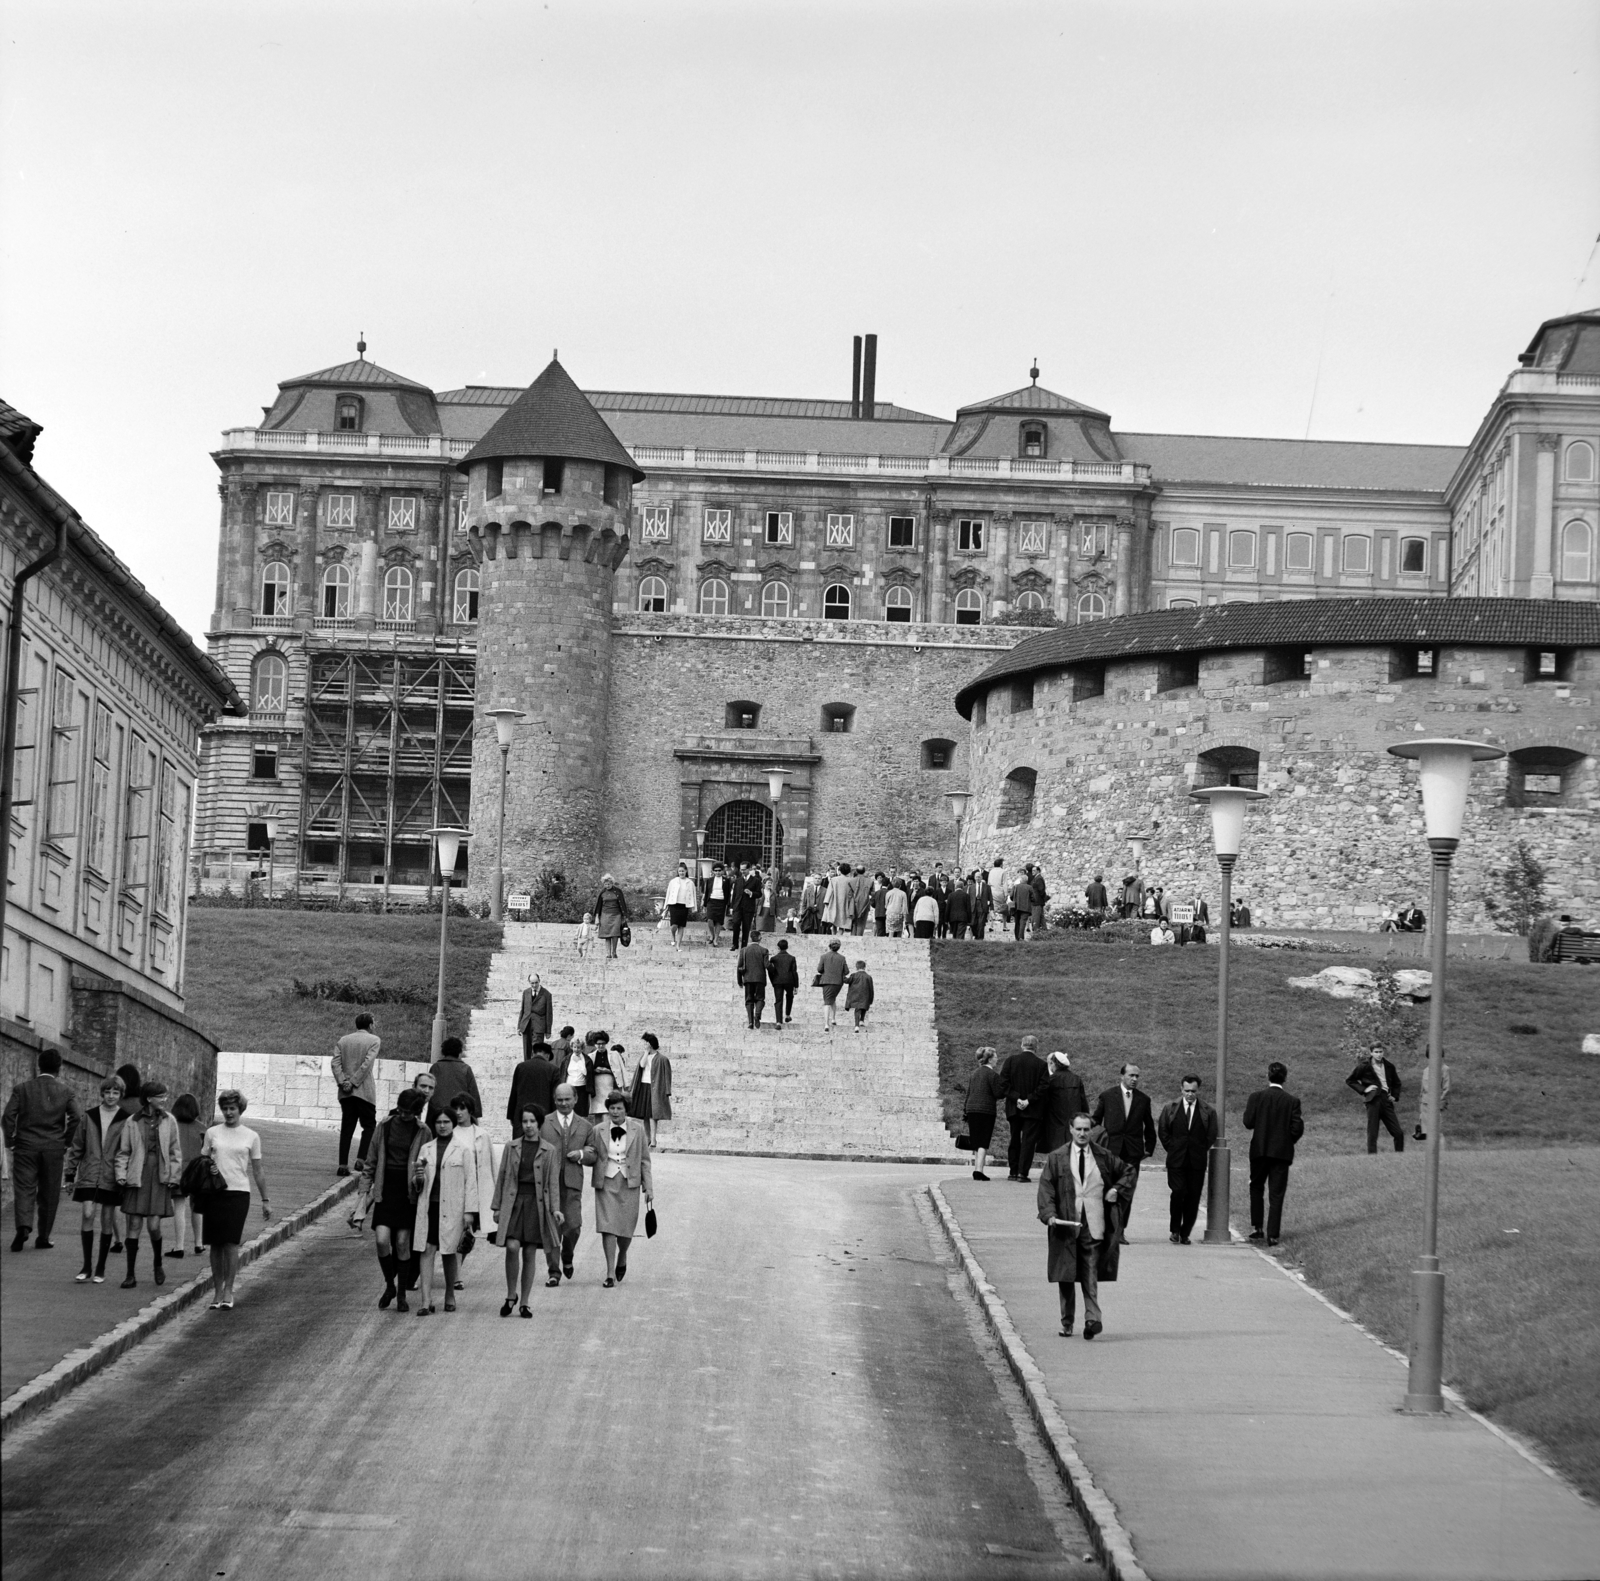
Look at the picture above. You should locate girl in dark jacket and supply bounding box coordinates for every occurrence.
[65,1073,128,1283]
[353,1088,427,1312]
[963,1047,1003,1180]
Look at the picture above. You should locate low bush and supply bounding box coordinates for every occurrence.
[291,975,433,1005]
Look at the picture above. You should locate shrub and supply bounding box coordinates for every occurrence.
[291,975,433,1006]
[1481,840,1547,936]
[1338,962,1423,1067]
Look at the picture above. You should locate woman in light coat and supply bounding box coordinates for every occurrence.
[113,1081,184,1288]
[884,883,909,939]
[591,1090,654,1286]
[491,1104,563,1316]
[410,1109,481,1315]
[445,1095,497,1291]
[822,862,851,934]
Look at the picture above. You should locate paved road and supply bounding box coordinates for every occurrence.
[3,1155,1099,1581]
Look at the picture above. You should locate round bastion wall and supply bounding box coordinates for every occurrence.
[959,610,1597,932]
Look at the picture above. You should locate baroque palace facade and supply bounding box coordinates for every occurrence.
[196,313,1598,901]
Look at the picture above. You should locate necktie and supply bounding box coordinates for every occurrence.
[612,1126,625,1141]
[1077,1147,1086,1185]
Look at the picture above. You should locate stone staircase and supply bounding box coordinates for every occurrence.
[462,923,962,1161]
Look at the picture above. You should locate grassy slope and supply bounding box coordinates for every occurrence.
[183,911,502,1064]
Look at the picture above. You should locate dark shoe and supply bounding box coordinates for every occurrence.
[10,1231,29,1252]
[1248,1230,1265,1242]
[416,1307,431,1317]
[167,1249,184,1259]
[379,1285,396,1309]
[1059,1325,1073,1337]
[974,1171,989,1181]
[34,1238,54,1250]
[453,1280,465,1291]
[120,1275,137,1289]
[500,1297,516,1317]
[336,1166,351,1177]
[443,1299,456,1312]
[616,1261,627,1282]
[603,1277,616,1288]
[395,1290,409,1312]
[1180,1237,1191,1245]
[111,1241,124,1254]
[562,1262,574,1280]
[1267,1237,1280,1247]
[546,1275,562,1287]
[153,1256,165,1286]
[1084,1320,1102,1340]
[1170,1234,1181,1243]
[519,1305,533,1318]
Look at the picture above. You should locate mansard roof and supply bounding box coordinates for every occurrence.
[458,359,644,479]
[954,597,1600,717]
[1518,307,1600,373]
[956,383,1110,420]
[281,357,433,392]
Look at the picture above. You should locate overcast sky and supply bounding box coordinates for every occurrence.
[3,0,1597,641]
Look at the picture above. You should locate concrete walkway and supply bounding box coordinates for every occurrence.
[1,1120,342,1400]
[937,1175,1600,1581]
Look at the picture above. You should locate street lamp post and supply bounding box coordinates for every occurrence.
[484,708,525,923]
[1126,829,1152,918]
[429,826,469,1059]
[1188,786,1268,1245]
[945,790,971,872]
[263,816,278,902]
[694,826,707,884]
[1387,737,1503,1413]
[764,770,789,928]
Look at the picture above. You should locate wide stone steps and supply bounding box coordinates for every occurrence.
[462,923,959,1160]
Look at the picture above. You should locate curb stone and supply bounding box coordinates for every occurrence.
[927,1182,1151,1581]
[1,1175,359,1440]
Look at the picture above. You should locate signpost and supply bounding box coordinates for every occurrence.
[1170,904,1195,926]
[506,893,532,917]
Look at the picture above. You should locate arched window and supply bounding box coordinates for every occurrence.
[321,564,352,618]
[1227,530,1257,569]
[1566,441,1595,482]
[1170,527,1201,567]
[760,581,791,618]
[999,767,1037,827]
[821,702,855,733]
[1196,745,1260,789]
[638,575,668,613]
[252,651,287,714]
[1015,590,1047,611]
[383,566,413,621]
[1400,537,1428,574]
[1561,520,1593,583]
[954,588,982,625]
[699,578,730,615]
[884,586,913,623]
[1168,597,1198,609]
[1343,535,1372,573]
[823,583,851,620]
[725,700,761,729]
[921,738,955,770]
[335,395,362,432]
[259,561,290,616]
[1077,592,1106,622]
[453,567,479,624]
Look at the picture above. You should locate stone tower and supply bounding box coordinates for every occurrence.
[458,358,642,902]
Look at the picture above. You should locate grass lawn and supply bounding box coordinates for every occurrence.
[183,910,502,1065]
[1258,1147,1600,1502]
[932,933,1600,1156]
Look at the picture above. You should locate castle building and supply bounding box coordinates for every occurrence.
[197,313,1598,900]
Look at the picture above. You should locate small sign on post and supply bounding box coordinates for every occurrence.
[507,893,532,916]
[1170,904,1196,926]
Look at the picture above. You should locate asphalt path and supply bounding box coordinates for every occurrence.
[3,1155,1099,1581]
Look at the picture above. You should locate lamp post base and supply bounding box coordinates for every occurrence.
[1403,1258,1447,1413]
[1202,1142,1232,1243]
[430,1012,447,1061]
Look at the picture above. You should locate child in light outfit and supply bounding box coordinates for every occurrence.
[577,913,594,958]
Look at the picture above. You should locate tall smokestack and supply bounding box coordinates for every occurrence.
[851,336,862,419]
[862,333,877,420]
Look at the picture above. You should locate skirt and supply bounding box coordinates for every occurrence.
[203,1190,252,1247]
[123,1152,173,1219]
[74,1184,121,1205]
[372,1172,413,1231]
[914,920,936,939]
[425,1198,442,1250]
[501,1189,543,1247]
[667,904,689,928]
[594,1172,641,1238]
[964,1111,996,1150]
[706,900,726,923]
[628,1081,652,1121]
[821,986,842,1006]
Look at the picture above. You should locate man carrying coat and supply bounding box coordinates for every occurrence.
[540,1084,597,1283]
[1091,1062,1157,1243]
[1157,1071,1218,1243]
[1037,1112,1128,1340]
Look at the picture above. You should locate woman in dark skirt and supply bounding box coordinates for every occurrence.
[626,1033,672,1145]
[490,1104,562,1317]
[65,1073,128,1283]
[113,1080,183,1288]
[200,1090,271,1310]
[353,1088,426,1312]
[168,1093,208,1260]
[592,873,630,961]
[962,1047,1002,1182]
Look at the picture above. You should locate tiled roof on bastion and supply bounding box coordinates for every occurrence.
[953,598,1600,718]
[458,358,645,480]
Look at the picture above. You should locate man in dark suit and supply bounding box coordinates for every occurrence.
[998,1035,1048,1181]
[1091,1062,1157,1243]
[1243,1061,1304,1245]
[767,937,800,1026]
[506,1040,560,1133]
[737,931,771,1029]
[1346,1044,1404,1154]
[1157,1071,1218,1243]
[540,1084,597,1283]
[730,864,762,951]
[3,1050,83,1250]
[517,973,554,1059]
[1038,1051,1090,1154]
[1037,1112,1129,1339]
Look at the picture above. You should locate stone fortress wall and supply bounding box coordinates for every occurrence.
[959,605,1597,931]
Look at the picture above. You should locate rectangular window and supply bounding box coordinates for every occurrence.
[957,518,984,552]
[251,745,279,779]
[155,762,177,916]
[1078,521,1109,556]
[1400,537,1427,573]
[387,496,418,531]
[325,494,357,529]
[640,506,671,543]
[10,650,45,807]
[888,515,916,548]
[542,460,564,495]
[1228,530,1257,569]
[264,491,295,527]
[765,511,794,546]
[1017,521,1048,557]
[826,514,855,547]
[46,672,81,844]
[1343,535,1371,573]
[87,703,115,874]
[1285,532,1314,572]
[453,495,469,533]
[703,509,733,544]
[122,736,154,892]
[1170,526,1201,567]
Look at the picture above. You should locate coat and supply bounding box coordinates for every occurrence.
[491,1134,562,1251]
[1009,879,1034,916]
[506,1054,560,1125]
[814,948,850,989]
[114,1107,183,1188]
[426,1055,482,1124]
[331,1030,381,1104]
[360,1111,426,1205]
[850,872,875,924]
[822,873,851,929]
[1157,1098,1219,1173]
[1037,1139,1128,1281]
[845,970,874,1011]
[65,1105,127,1195]
[540,1112,598,1193]
[997,1049,1047,1112]
[767,949,800,989]
[517,985,555,1042]
[411,1129,481,1254]
[1037,1068,1090,1153]
[593,885,629,939]
[737,941,771,985]
[884,888,909,930]
[963,1065,1003,1118]
[452,1121,499,1223]
[1243,1084,1304,1163]
[590,1117,654,1194]
[969,881,992,931]
[630,1053,673,1120]
[946,886,972,927]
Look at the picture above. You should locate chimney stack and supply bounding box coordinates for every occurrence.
[861,333,877,420]
[851,336,862,419]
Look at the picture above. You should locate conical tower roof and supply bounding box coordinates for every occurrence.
[458,358,644,479]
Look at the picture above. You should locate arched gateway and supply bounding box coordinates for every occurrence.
[703,799,784,871]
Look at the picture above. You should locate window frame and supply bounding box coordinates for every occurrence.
[263,491,295,527]
[1560,519,1593,583]
[1020,422,1047,459]
[702,509,733,545]
[1016,521,1048,557]
[640,505,672,543]
[259,561,291,616]
[699,577,731,615]
[252,651,288,714]
[325,493,357,529]
[1227,529,1258,570]
[956,518,985,553]
[1014,590,1047,612]
[1284,532,1314,573]
[1400,537,1428,574]
[887,515,916,549]
[822,582,852,621]
[764,511,794,546]
[760,580,792,618]
[637,575,668,613]
[954,588,983,625]
[1565,440,1595,482]
[825,514,855,548]
[251,744,279,781]
[1342,534,1372,574]
[335,394,363,432]
[387,496,418,532]
[382,565,414,621]
[883,585,913,623]
[453,567,479,624]
[320,563,353,618]
[1076,591,1107,622]
[1169,526,1201,568]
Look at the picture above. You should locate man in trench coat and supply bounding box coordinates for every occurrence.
[1037,1112,1128,1340]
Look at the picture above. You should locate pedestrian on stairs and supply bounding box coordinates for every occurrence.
[540,1085,597,1284]
[768,938,799,1026]
[627,1034,672,1144]
[730,864,762,951]
[112,1081,182,1289]
[593,874,630,961]
[704,863,730,947]
[517,974,554,1058]
[664,862,698,948]
[846,960,875,1032]
[813,938,849,1031]
[738,931,772,1029]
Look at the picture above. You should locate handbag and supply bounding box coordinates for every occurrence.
[178,1153,226,1202]
[620,922,632,948]
[458,1226,476,1258]
[645,1205,658,1239]
[955,1134,975,1152]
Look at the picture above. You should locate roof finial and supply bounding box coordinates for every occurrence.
[357,332,367,360]
[1029,358,1039,386]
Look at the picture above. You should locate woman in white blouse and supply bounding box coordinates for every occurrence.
[663,862,698,949]
[626,1032,673,1145]
[200,1089,271,1311]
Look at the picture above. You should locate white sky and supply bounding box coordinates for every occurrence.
[3,0,1597,642]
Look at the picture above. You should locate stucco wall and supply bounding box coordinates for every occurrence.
[965,642,1597,930]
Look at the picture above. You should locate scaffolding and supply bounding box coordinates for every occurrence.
[298,648,476,899]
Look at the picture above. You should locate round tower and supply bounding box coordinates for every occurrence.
[458,358,642,905]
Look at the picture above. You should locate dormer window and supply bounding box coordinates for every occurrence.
[336,395,362,432]
[1021,422,1046,459]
